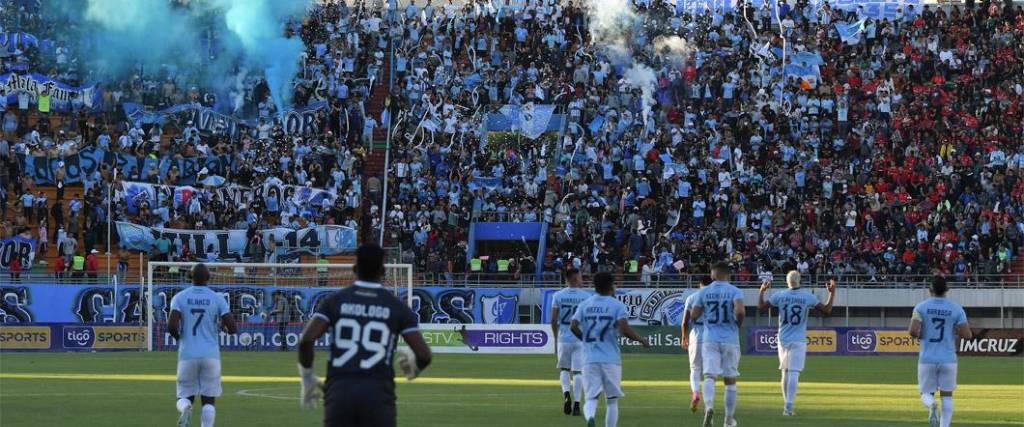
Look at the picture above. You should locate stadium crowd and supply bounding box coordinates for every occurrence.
[1,0,1023,283]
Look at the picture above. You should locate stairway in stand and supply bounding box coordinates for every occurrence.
[363,44,393,182]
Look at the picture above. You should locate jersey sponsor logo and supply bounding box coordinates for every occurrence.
[0,326,50,349]
[481,295,517,324]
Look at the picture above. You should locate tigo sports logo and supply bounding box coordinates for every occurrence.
[61,326,146,350]
[846,330,876,353]
[62,326,95,349]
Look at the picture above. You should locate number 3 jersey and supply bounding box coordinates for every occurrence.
[769,288,820,346]
[572,295,628,365]
[912,297,967,365]
[313,281,419,381]
[170,286,231,361]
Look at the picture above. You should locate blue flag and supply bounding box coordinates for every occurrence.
[836,19,866,45]
[589,115,605,134]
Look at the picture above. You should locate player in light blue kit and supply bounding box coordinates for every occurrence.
[550,267,591,416]
[168,264,237,427]
[690,262,745,427]
[908,276,972,427]
[757,271,837,416]
[570,272,650,427]
[681,276,711,413]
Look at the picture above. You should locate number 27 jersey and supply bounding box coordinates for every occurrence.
[572,295,628,365]
[313,281,419,381]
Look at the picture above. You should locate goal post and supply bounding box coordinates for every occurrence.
[144,262,414,351]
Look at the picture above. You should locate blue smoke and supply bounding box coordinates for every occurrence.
[48,0,312,116]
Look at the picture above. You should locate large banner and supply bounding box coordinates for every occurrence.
[541,288,695,326]
[121,179,337,216]
[0,73,99,111]
[115,222,357,258]
[123,101,327,137]
[18,147,235,186]
[674,0,919,21]
[0,285,520,325]
[0,235,36,272]
[0,32,39,57]
[747,328,1023,357]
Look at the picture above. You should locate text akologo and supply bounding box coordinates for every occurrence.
[62,326,95,349]
[846,330,876,353]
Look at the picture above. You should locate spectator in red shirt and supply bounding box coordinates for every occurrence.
[9,257,20,283]
[85,249,99,280]
[54,256,66,281]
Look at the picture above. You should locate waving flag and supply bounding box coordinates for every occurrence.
[836,19,867,45]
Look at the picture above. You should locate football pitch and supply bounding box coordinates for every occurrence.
[1,352,1022,426]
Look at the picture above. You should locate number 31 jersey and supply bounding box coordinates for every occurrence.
[572,295,628,365]
[694,281,744,344]
[313,281,419,381]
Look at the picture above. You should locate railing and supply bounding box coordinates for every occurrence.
[7,271,1023,289]
[411,272,1024,289]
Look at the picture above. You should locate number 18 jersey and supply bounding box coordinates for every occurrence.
[313,281,419,381]
[572,295,628,365]
[769,288,820,346]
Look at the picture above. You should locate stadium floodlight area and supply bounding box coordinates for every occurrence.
[144,262,413,351]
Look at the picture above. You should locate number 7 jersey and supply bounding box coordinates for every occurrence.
[572,295,628,365]
[170,286,231,361]
[313,281,419,381]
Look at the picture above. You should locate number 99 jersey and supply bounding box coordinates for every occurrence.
[312,281,419,381]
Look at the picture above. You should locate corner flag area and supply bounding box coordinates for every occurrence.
[1,352,1021,426]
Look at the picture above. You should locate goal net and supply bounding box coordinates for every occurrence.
[144,262,413,352]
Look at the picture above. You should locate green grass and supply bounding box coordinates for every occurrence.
[1,352,1022,426]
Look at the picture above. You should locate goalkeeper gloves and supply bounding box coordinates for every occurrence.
[298,363,324,409]
[396,347,420,380]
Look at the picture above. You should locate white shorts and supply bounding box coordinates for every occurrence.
[918,363,958,394]
[778,342,807,372]
[557,342,583,371]
[702,342,741,378]
[177,358,222,398]
[583,363,624,400]
[687,332,702,372]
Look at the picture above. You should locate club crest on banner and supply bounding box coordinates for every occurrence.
[481,294,519,324]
